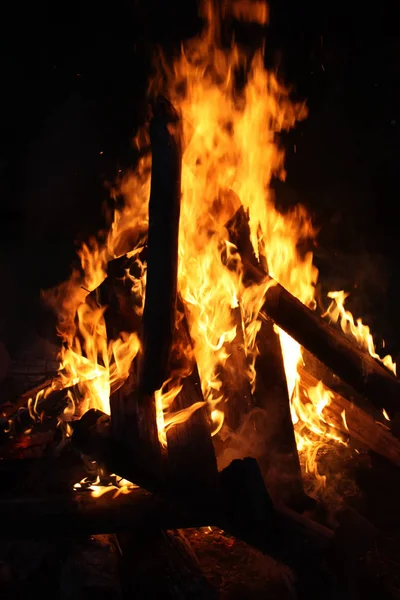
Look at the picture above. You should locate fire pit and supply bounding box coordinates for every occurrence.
[1,1,400,598]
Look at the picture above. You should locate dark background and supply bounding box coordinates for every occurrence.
[0,0,399,359]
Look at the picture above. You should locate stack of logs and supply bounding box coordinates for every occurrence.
[1,97,400,598]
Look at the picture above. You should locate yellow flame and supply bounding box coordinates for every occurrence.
[30,0,396,487]
[323,290,396,374]
[74,474,138,498]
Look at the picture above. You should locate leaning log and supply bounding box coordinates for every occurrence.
[229,206,400,420]
[298,366,400,468]
[226,207,304,507]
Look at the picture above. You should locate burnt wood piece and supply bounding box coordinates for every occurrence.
[165,299,219,493]
[221,305,254,431]
[139,96,182,395]
[254,317,305,509]
[298,366,400,468]
[229,206,400,420]
[0,488,214,539]
[226,207,304,507]
[117,529,217,600]
[71,408,165,493]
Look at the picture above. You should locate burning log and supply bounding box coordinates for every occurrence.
[111,97,182,482]
[298,366,400,468]
[224,206,304,507]
[165,298,219,493]
[221,305,254,431]
[254,317,305,508]
[229,206,400,420]
[139,96,182,395]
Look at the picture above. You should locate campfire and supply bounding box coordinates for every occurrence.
[1,1,400,598]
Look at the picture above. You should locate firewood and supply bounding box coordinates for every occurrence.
[229,206,400,420]
[225,207,304,508]
[254,317,305,508]
[0,487,213,539]
[117,529,217,600]
[165,298,219,493]
[220,305,254,431]
[111,98,183,482]
[298,366,400,468]
[139,96,182,395]
[0,384,75,444]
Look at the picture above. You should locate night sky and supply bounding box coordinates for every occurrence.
[0,0,399,358]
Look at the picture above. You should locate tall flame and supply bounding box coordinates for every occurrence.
[34,0,396,486]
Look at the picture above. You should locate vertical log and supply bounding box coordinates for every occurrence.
[166,299,219,494]
[222,305,254,431]
[227,205,304,507]
[254,317,305,508]
[110,97,182,482]
[139,97,182,395]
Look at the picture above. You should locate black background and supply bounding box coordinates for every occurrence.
[0,0,399,358]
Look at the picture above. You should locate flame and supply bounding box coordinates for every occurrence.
[29,0,396,487]
[74,474,138,498]
[323,290,396,374]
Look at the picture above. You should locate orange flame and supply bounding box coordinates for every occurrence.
[33,0,396,488]
[323,290,396,374]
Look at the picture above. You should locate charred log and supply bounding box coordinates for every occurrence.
[298,366,400,468]
[110,98,183,481]
[220,305,254,431]
[139,96,182,395]
[165,298,219,493]
[228,206,400,420]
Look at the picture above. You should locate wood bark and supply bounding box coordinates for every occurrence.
[229,206,400,420]
[110,97,183,482]
[226,206,304,508]
[139,96,182,396]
